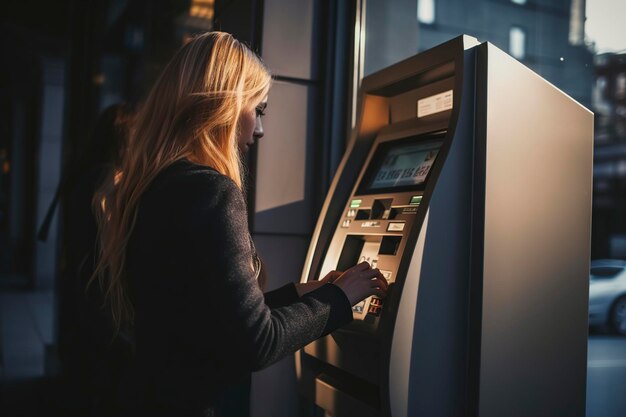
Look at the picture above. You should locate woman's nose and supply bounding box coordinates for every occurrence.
[254,116,264,139]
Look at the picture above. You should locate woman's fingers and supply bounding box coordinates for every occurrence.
[358,267,377,279]
[373,289,387,298]
[359,268,389,296]
[351,261,371,272]
[375,271,389,291]
[332,261,390,305]
[374,279,388,297]
[359,268,388,287]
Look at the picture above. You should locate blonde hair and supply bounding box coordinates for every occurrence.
[91,32,271,331]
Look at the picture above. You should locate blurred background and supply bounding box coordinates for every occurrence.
[0,0,624,416]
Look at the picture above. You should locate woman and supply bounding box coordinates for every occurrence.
[91,31,388,416]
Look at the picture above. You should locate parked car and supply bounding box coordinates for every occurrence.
[589,259,626,335]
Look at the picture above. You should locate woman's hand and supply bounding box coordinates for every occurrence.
[295,270,343,297]
[294,265,388,305]
[332,261,388,306]
[320,270,342,284]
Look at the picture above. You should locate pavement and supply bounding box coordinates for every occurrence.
[1,290,625,416]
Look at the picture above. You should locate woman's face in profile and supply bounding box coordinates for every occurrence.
[237,99,267,154]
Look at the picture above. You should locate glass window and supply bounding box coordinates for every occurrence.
[417,0,435,25]
[616,73,626,98]
[509,26,526,59]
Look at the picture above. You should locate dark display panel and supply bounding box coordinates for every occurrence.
[357,132,445,195]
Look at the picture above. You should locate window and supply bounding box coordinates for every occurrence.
[616,73,626,99]
[509,26,526,59]
[593,76,609,111]
[417,0,435,25]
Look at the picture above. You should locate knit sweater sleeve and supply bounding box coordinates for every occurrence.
[186,172,352,372]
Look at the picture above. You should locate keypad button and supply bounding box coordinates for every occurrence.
[370,297,383,307]
[353,301,365,313]
[368,305,381,316]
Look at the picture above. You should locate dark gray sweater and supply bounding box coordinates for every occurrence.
[118,160,352,416]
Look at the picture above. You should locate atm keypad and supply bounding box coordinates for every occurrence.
[370,297,383,306]
[368,297,384,316]
[368,306,381,316]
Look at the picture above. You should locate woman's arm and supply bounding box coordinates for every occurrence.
[188,173,353,373]
[263,283,299,308]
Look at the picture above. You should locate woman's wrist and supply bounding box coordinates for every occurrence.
[295,280,325,297]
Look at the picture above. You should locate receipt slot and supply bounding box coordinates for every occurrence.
[296,36,592,417]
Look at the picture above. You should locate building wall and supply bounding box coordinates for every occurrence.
[34,59,65,290]
[365,0,593,106]
[251,1,324,416]
[591,52,626,258]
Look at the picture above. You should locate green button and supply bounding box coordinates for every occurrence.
[350,199,362,208]
[410,195,422,205]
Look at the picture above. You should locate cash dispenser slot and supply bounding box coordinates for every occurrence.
[371,198,393,219]
[355,209,371,220]
[337,236,383,271]
[388,208,401,220]
[336,236,366,272]
[337,235,402,273]
[379,236,402,256]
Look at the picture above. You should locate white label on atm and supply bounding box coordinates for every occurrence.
[387,222,405,232]
[417,90,453,118]
[361,221,381,228]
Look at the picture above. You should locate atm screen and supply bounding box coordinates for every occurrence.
[358,134,444,195]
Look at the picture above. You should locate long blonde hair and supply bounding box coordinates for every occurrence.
[91,32,271,331]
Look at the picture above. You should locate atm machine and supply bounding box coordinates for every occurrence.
[296,36,593,417]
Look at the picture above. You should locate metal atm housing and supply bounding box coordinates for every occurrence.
[296,36,593,417]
